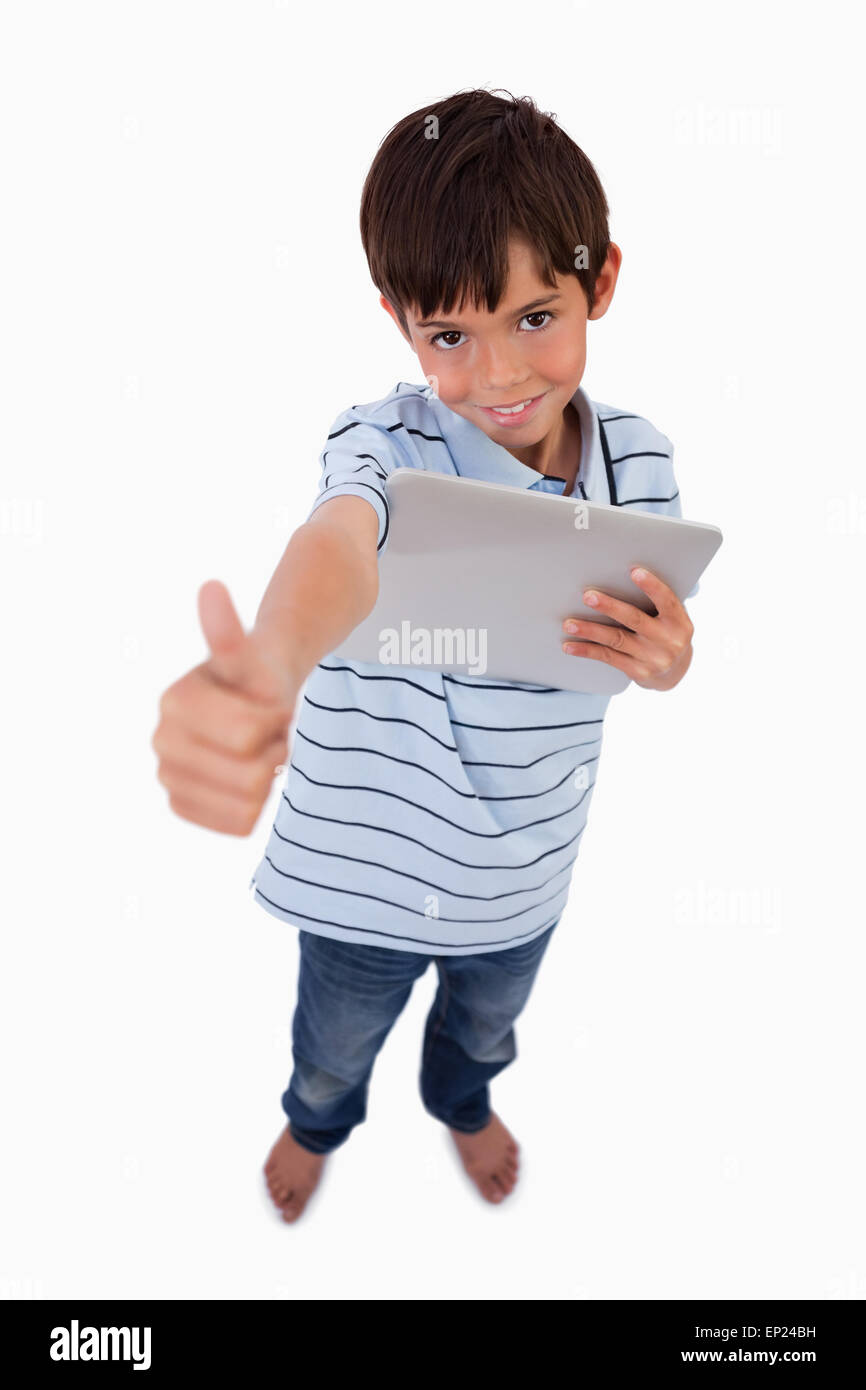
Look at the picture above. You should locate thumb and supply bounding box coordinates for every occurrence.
[197,579,253,692]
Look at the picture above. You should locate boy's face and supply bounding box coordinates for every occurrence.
[381,235,621,448]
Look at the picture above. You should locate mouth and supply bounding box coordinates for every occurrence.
[475,392,548,426]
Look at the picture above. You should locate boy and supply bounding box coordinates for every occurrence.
[152,89,697,1222]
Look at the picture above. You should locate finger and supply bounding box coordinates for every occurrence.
[562,638,653,684]
[159,673,292,757]
[579,581,660,635]
[154,727,289,801]
[627,566,682,619]
[562,619,642,658]
[198,585,296,708]
[164,775,265,837]
[162,761,269,834]
[197,579,257,692]
[197,575,289,706]
[563,625,686,681]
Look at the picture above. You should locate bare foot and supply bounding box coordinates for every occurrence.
[448,1110,519,1204]
[263,1124,327,1222]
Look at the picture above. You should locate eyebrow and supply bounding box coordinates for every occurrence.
[416,294,563,330]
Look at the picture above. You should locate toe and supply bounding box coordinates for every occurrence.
[281,1184,312,1221]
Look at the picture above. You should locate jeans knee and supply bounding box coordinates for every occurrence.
[292,1057,357,1108]
[463,1023,516,1065]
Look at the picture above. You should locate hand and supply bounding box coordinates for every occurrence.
[151,580,299,835]
[561,566,694,691]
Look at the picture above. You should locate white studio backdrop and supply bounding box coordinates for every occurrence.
[1,0,864,1300]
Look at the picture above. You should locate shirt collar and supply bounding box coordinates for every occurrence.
[422,383,609,503]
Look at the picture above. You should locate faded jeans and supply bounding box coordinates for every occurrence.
[282,919,560,1155]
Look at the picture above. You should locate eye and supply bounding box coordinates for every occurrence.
[520,311,554,331]
[429,330,466,351]
[429,310,556,351]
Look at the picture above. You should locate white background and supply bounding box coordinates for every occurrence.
[2,0,864,1301]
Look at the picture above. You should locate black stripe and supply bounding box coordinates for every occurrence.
[451,714,605,734]
[317,478,388,511]
[321,659,563,697]
[609,450,671,464]
[317,660,446,701]
[318,478,387,504]
[444,675,561,693]
[321,456,387,488]
[295,728,474,796]
[598,416,618,506]
[597,414,638,422]
[616,491,679,506]
[327,421,364,439]
[474,757,599,802]
[296,726,602,777]
[305,692,604,739]
[260,859,569,927]
[290,754,598,822]
[266,831,576,900]
[302,695,457,750]
[328,417,448,446]
[252,886,563,950]
[387,422,448,443]
[280,778,594,851]
[460,736,602,769]
[288,776,594,839]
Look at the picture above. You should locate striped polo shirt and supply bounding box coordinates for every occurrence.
[248,380,697,955]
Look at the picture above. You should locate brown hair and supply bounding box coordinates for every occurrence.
[359,87,611,337]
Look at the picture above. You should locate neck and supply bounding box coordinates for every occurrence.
[507,400,582,495]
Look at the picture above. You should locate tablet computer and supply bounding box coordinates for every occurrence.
[332,468,723,695]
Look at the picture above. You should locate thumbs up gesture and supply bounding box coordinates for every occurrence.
[151,580,299,835]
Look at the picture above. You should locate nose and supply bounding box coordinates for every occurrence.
[474,339,532,397]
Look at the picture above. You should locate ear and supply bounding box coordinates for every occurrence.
[379,294,413,345]
[587,242,623,322]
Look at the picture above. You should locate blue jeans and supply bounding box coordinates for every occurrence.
[282,919,559,1155]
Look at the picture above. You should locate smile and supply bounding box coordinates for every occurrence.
[476,392,547,426]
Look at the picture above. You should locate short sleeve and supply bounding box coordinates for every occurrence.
[656,436,699,600]
[305,416,406,556]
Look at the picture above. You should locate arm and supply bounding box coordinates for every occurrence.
[252,494,380,690]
